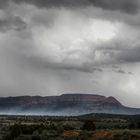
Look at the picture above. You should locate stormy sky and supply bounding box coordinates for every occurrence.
[0,0,140,107]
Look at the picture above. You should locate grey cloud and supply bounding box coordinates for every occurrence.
[0,16,27,32]
[24,54,103,73]
[128,72,133,75]
[117,46,140,63]
[112,69,126,74]
[105,47,140,64]
[89,0,139,14]
[94,39,140,64]
[13,0,89,8]
[111,65,133,75]
[0,0,9,8]
[46,62,103,73]
[13,0,140,14]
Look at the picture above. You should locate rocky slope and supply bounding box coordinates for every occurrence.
[0,94,140,115]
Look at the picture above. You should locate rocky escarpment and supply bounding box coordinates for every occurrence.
[0,94,139,115]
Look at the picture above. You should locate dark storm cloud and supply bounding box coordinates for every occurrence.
[23,54,103,73]
[112,69,126,74]
[0,0,9,8]
[13,0,140,14]
[13,0,89,8]
[94,38,140,64]
[89,0,139,14]
[117,46,140,63]
[0,16,27,32]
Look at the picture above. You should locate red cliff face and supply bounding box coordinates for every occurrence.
[46,94,122,107]
[0,94,122,106]
[2,93,138,115]
[56,94,107,102]
[103,96,122,106]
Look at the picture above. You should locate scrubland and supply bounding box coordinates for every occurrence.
[0,115,140,140]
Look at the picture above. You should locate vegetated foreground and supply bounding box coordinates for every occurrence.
[0,114,140,140]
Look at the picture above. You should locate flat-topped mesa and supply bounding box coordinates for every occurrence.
[59,93,106,102]
[0,94,121,105]
[0,93,139,115]
[57,94,122,106]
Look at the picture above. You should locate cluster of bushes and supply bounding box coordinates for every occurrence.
[81,121,96,131]
[128,121,140,129]
[2,121,97,140]
[3,124,46,140]
[2,124,66,140]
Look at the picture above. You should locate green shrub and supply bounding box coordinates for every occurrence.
[32,136,41,140]
[63,124,74,130]
[10,124,22,139]
[128,122,136,129]
[81,121,96,131]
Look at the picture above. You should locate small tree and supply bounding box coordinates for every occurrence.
[10,124,22,139]
[63,124,74,130]
[136,121,140,128]
[82,120,96,131]
[128,121,136,129]
[32,136,41,140]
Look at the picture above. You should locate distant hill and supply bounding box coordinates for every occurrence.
[0,93,140,115]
